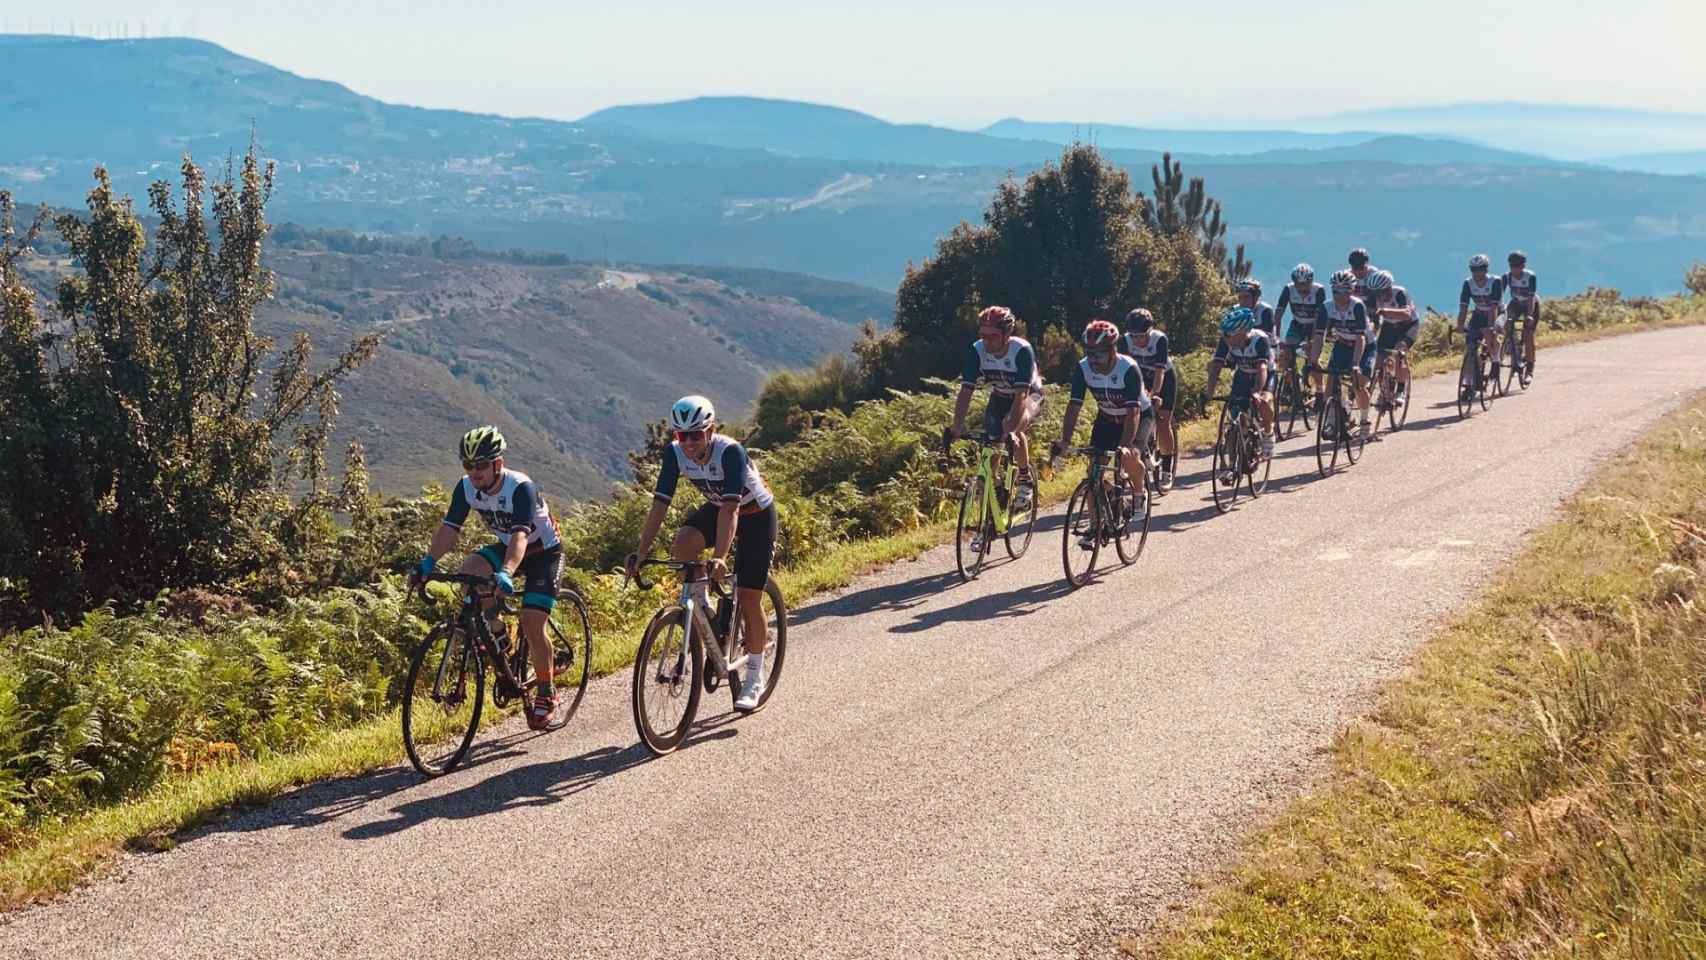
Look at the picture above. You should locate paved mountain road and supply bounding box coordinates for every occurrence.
[7,327,1705,959]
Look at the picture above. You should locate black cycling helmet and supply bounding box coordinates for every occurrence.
[1124,307,1154,332]
[1347,247,1370,268]
[1508,250,1527,265]
[459,426,506,465]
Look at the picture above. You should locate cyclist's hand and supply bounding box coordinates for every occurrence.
[708,557,729,583]
[1049,439,1065,460]
[493,569,516,595]
[409,555,435,590]
[623,551,642,582]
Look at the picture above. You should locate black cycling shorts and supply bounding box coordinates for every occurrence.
[474,543,563,612]
[1377,320,1416,352]
[683,502,778,590]
[982,391,1042,438]
[1143,366,1177,412]
[1089,413,1129,453]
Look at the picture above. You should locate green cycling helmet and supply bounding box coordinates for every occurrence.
[459,426,506,465]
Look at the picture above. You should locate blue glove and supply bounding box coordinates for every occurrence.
[494,569,516,595]
[413,555,436,579]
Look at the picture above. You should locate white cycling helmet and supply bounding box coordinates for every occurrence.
[1468,253,1491,271]
[1291,263,1314,284]
[669,395,716,432]
[1366,270,1394,293]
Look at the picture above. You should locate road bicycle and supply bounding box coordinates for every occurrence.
[629,558,787,756]
[1373,341,1411,433]
[943,430,1038,581]
[1210,393,1272,513]
[1456,322,1496,419]
[401,573,592,777]
[1500,309,1534,393]
[1056,445,1149,588]
[1314,368,1366,477]
[1275,354,1316,438]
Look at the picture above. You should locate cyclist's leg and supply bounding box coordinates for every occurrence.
[1522,306,1538,369]
[733,505,778,656]
[461,544,505,615]
[518,549,563,693]
[673,504,716,561]
[1008,390,1043,475]
[1305,332,1325,397]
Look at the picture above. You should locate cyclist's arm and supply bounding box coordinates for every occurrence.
[1057,363,1089,448]
[710,443,750,564]
[1457,280,1471,327]
[1274,285,1292,322]
[499,482,541,575]
[1350,304,1370,366]
[1001,345,1038,434]
[635,450,682,558]
[425,480,473,565]
[1205,339,1227,396]
[1254,337,1273,391]
[952,345,980,435]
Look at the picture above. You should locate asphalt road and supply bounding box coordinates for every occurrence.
[7,327,1705,959]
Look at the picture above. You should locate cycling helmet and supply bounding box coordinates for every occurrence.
[1366,270,1394,293]
[1124,307,1154,332]
[1083,318,1119,350]
[460,426,506,465]
[1508,250,1527,265]
[1468,253,1491,271]
[977,304,1017,332]
[1329,269,1356,292]
[1219,307,1255,336]
[1291,263,1314,284]
[1348,247,1370,268]
[669,395,716,432]
[1236,278,1263,296]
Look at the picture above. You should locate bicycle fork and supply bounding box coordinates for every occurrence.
[677,584,749,688]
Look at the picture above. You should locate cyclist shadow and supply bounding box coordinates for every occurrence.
[790,569,967,627]
[889,578,1075,633]
[341,728,733,841]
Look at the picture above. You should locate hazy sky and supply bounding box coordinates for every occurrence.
[9,0,1704,128]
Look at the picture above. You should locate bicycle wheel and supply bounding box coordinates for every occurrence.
[1004,475,1039,559]
[1477,351,1495,411]
[1344,408,1365,464]
[632,607,704,755]
[1315,392,1339,477]
[954,477,989,582]
[1061,479,1100,588]
[1456,349,1475,420]
[508,591,592,733]
[1385,363,1410,432]
[1500,335,1519,395]
[402,623,485,777]
[1247,419,1272,496]
[1113,475,1150,566]
[728,578,788,714]
[1212,405,1241,513]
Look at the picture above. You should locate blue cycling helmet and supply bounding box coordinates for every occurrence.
[1219,306,1255,336]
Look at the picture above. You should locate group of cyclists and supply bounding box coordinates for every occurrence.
[406,246,1541,731]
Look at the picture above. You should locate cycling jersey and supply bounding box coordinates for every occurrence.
[1214,331,1275,397]
[1275,282,1328,329]
[1503,269,1538,308]
[654,435,775,511]
[1251,300,1277,338]
[1378,286,1418,323]
[1122,330,1172,371]
[1460,275,1505,316]
[1351,267,1381,316]
[960,336,1043,397]
[1069,354,1149,418]
[443,469,561,552]
[1323,298,1372,343]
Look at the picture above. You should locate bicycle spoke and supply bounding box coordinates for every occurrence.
[402,624,484,777]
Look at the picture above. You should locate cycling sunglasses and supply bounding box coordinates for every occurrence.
[461,458,497,471]
[674,428,708,443]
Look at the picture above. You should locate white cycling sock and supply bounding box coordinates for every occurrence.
[745,650,764,680]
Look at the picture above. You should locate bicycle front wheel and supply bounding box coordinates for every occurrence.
[1457,350,1476,420]
[1478,351,1495,411]
[402,623,485,777]
[1385,364,1410,432]
[1113,477,1150,566]
[1212,405,1240,513]
[1247,420,1272,496]
[728,578,788,714]
[1062,480,1100,588]
[1500,336,1519,395]
[514,591,593,733]
[954,477,989,582]
[632,607,704,756]
[1004,474,1038,560]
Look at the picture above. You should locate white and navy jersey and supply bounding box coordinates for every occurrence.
[1275,282,1327,326]
[1503,269,1538,306]
[1069,354,1149,419]
[1122,330,1172,372]
[1250,301,1277,337]
[960,336,1043,397]
[1376,286,1419,325]
[1460,275,1505,315]
[1212,330,1275,375]
[654,435,774,511]
[1322,298,1372,343]
[1351,267,1381,314]
[443,469,560,552]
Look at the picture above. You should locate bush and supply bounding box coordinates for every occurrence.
[1687,262,1706,298]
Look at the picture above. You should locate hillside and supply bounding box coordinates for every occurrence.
[13,225,883,500]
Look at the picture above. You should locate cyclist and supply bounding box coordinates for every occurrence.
[1456,253,1505,397]
[1121,307,1176,490]
[1237,278,1278,341]
[1348,247,1380,319]
[1275,263,1328,404]
[1322,270,1376,441]
[1503,250,1540,378]
[411,427,566,730]
[1052,319,1154,544]
[949,305,1044,512]
[625,395,779,712]
[1202,306,1276,476]
[1368,269,1420,409]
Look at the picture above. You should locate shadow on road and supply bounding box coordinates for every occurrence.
[790,568,967,626]
[889,578,1075,633]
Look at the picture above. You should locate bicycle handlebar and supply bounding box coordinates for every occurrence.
[625,556,726,593]
[410,571,499,603]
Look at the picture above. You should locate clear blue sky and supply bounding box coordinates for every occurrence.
[9,0,1704,128]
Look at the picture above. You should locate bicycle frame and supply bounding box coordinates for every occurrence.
[673,567,748,686]
[420,575,529,700]
[956,434,1019,536]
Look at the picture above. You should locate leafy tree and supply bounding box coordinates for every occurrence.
[0,151,376,619]
[1686,261,1706,298]
[1139,151,1250,281]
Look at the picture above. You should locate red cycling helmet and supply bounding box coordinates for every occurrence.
[977,305,1017,333]
[1083,319,1119,350]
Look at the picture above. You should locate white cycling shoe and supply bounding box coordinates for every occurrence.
[734,661,766,711]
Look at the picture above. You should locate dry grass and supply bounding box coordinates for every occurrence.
[1146,393,1706,959]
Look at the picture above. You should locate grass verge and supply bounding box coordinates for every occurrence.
[1139,389,1706,958]
[4,315,1700,913]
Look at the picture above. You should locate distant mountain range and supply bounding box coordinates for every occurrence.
[5,35,1704,304]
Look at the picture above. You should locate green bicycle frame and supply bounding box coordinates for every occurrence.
[973,441,1021,536]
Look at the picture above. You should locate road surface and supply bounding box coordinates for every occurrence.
[5,326,1704,959]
